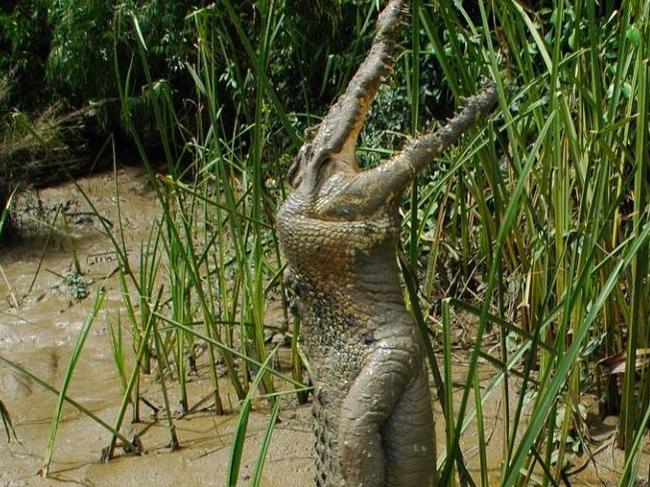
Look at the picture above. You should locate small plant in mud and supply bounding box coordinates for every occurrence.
[62,270,89,301]
[0,398,17,443]
[0,182,13,240]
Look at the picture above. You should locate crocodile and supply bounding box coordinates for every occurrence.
[276,1,498,485]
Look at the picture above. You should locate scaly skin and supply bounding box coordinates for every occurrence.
[277,1,498,485]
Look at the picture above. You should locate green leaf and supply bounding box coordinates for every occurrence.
[621,82,632,99]
[625,25,640,46]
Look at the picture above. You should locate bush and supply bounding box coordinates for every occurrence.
[0,0,52,111]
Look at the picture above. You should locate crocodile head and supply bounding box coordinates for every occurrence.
[284,0,497,225]
[287,0,405,197]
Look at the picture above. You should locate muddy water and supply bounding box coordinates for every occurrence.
[0,168,645,486]
[0,168,314,486]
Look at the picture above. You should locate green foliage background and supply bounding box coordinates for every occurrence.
[0,0,449,158]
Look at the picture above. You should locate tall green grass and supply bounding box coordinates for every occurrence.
[1,1,649,485]
[96,1,312,474]
[407,1,650,485]
[0,186,17,443]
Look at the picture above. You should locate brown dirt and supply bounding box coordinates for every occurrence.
[0,167,646,486]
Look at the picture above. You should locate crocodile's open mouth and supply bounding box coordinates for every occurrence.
[288,3,401,195]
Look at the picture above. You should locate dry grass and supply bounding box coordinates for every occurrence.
[0,102,90,189]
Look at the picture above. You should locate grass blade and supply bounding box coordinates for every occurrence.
[40,288,106,477]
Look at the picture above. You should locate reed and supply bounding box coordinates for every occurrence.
[411,2,650,485]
